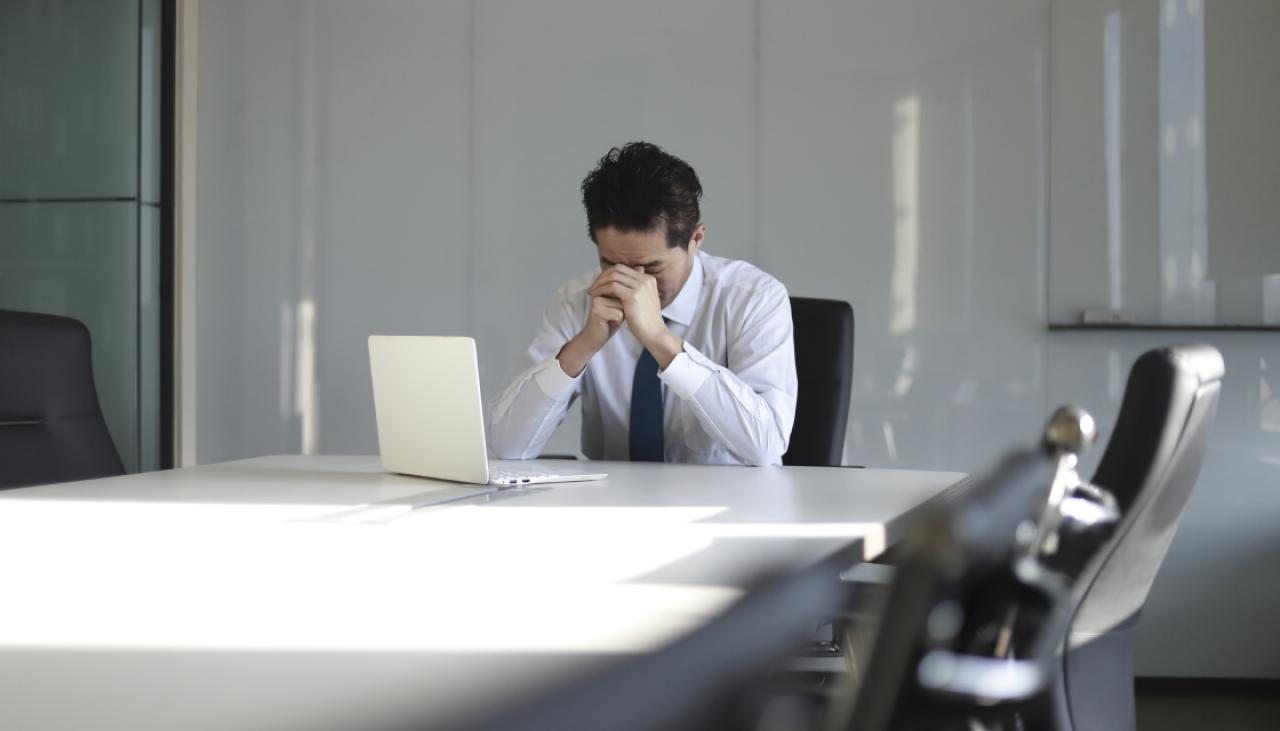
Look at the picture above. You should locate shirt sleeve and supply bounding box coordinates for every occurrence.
[658,282,797,466]
[487,288,585,460]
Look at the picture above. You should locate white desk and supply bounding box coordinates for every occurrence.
[0,456,964,731]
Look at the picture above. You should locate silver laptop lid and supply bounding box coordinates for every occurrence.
[368,336,490,485]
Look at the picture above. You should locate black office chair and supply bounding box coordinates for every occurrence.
[455,555,850,731]
[803,399,1126,731]
[835,448,1057,731]
[784,297,854,467]
[0,309,125,489]
[1050,345,1223,731]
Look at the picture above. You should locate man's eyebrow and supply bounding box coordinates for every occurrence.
[599,259,661,270]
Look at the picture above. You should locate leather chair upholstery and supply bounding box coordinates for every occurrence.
[1057,345,1224,731]
[0,309,125,489]
[783,297,854,467]
[839,448,1067,731]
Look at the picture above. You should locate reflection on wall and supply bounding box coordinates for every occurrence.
[1104,10,1124,310]
[294,1,320,457]
[1266,275,1280,325]
[890,95,920,337]
[1261,357,1280,434]
[1158,0,1211,323]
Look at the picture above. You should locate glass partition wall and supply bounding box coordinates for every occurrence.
[0,0,169,472]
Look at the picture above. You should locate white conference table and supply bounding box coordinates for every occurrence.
[0,455,965,731]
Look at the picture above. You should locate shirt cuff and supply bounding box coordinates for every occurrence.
[537,356,582,401]
[659,342,717,399]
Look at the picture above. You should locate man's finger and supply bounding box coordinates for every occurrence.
[595,263,637,277]
[601,264,649,285]
[611,265,648,285]
[591,282,627,300]
[606,265,645,279]
[592,293,624,312]
[592,268,641,290]
[589,281,635,300]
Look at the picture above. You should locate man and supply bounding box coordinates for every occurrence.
[489,141,797,466]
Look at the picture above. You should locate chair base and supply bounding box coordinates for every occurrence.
[1062,618,1139,731]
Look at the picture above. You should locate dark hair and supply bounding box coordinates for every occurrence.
[580,141,703,250]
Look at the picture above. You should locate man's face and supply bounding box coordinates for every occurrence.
[595,224,704,309]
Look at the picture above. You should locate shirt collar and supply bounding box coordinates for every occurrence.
[661,251,704,327]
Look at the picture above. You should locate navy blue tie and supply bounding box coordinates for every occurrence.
[629,347,665,462]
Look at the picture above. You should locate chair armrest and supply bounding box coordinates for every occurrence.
[840,562,896,585]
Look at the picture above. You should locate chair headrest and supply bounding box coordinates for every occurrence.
[1157,343,1225,385]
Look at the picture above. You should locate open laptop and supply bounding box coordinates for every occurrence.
[368,335,607,487]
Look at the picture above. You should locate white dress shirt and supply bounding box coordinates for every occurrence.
[488,251,797,466]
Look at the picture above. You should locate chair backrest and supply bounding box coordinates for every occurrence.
[840,448,1066,731]
[1072,344,1223,635]
[0,309,124,489]
[458,556,849,731]
[1054,345,1223,731]
[783,297,854,467]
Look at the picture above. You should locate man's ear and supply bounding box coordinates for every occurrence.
[688,223,707,254]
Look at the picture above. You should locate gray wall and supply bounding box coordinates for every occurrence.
[193,0,1280,677]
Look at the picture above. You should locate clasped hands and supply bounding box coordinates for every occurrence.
[557,265,682,377]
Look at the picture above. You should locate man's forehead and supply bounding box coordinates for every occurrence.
[597,230,675,263]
